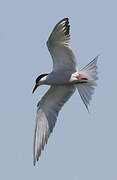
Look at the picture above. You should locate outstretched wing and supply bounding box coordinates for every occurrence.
[33,85,75,165]
[47,18,78,71]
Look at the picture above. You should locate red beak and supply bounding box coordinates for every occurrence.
[32,85,38,94]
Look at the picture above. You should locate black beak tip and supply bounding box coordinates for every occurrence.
[32,88,35,94]
[32,85,38,94]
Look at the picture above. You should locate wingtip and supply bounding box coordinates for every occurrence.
[33,157,38,166]
[62,17,69,21]
[33,158,36,166]
[58,17,69,24]
[65,17,69,22]
[58,17,70,36]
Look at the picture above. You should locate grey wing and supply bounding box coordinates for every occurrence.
[33,85,75,165]
[47,18,78,71]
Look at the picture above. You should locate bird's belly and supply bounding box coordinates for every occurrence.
[45,70,75,85]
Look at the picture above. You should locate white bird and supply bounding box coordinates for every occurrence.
[32,18,98,166]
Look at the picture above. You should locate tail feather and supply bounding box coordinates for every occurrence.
[77,82,96,111]
[79,55,98,81]
[76,55,99,111]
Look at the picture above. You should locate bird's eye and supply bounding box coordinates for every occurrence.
[35,74,48,84]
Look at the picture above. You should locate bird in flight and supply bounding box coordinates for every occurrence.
[32,18,98,166]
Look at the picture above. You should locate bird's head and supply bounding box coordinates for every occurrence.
[32,74,48,93]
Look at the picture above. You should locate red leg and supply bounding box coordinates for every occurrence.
[75,75,88,80]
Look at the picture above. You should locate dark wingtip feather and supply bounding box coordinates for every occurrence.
[63,18,70,36]
[57,18,70,36]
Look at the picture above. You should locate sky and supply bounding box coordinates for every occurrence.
[0,0,117,179]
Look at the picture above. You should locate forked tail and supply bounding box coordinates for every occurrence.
[76,55,99,111]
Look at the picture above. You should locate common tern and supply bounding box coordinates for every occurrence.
[32,18,98,166]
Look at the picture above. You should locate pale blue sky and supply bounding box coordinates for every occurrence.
[0,0,117,179]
